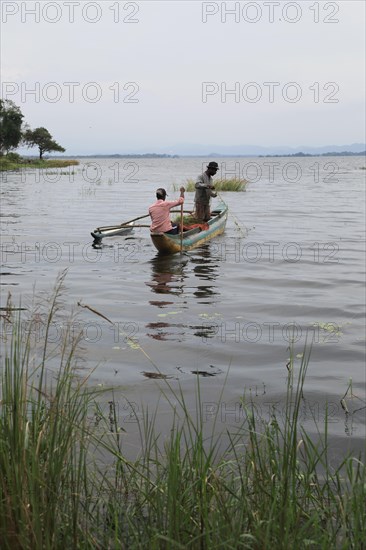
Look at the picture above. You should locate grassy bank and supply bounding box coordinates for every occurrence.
[0,282,365,548]
[0,154,79,172]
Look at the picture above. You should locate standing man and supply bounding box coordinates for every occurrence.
[194,161,219,222]
[149,186,185,234]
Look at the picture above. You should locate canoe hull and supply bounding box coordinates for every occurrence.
[150,203,228,255]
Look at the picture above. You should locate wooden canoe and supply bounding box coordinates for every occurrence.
[91,222,134,241]
[150,203,228,255]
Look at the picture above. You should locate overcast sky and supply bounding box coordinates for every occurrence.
[2,0,365,154]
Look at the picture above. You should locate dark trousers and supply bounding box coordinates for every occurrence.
[165,224,179,235]
[195,202,210,222]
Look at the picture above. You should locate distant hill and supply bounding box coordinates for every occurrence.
[259,151,366,158]
[155,142,366,157]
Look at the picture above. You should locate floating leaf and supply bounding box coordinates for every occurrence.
[157,311,180,317]
[313,322,343,340]
[191,370,216,377]
[127,339,140,350]
[199,313,222,320]
[142,371,173,380]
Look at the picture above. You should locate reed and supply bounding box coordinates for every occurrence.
[0,283,365,548]
[43,159,79,167]
[172,213,202,225]
[0,274,99,547]
[175,178,248,193]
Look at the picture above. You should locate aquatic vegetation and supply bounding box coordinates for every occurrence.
[157,311,180,317]
[39,159,79,167]
[176,178,248,192]
[172,213,202,225]
[42,170,76,175]
[0,281,365,548]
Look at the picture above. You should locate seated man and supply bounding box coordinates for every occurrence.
[149,186,185,234]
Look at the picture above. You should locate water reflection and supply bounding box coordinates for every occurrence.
[145,246,222,342]
[146,245,221,303]
[145,254,188,341]
[146,253,188,304]
[190,244,220,302]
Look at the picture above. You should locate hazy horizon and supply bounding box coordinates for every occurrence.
[17,142,366,158]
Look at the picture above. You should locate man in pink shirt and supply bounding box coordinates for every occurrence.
[149,186,185,234]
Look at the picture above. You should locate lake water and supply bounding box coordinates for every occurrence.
[1,156,365,457]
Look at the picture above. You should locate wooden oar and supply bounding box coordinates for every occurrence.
[171,210,193,214]
[124,224,150,228]
[96,210,195,231]
[96,213,151,231]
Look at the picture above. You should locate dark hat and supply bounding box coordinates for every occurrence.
[207,161,219,170]
[156,187,167,198]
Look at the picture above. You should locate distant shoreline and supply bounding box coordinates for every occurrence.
[41,151,366,159]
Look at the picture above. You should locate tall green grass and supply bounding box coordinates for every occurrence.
[173,178,248,193]
[1,282,365,548]
[0,156,79,171]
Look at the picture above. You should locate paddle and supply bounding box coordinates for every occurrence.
[96,213,151,231]
[96,209,196,232]
[124,224,151,228]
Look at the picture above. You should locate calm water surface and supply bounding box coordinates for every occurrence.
[1,156,365,454]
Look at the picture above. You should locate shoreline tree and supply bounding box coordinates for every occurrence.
[23,127,65,159]
[0,99,24,155]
